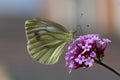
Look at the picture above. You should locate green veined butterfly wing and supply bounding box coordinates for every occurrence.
[25,18,74,64]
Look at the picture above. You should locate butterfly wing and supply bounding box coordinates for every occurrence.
[25,18,73,64]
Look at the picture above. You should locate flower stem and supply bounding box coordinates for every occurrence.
[95,59,120,77]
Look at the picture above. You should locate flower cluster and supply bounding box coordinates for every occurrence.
[65,34,111,73]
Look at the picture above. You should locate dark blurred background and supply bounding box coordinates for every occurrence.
[0,0,120,80]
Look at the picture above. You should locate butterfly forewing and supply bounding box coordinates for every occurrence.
[25,18,73,64]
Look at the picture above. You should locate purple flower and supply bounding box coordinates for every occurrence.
[82,43,92,51]
[65,34,111,73]
[99,41,104,45]
[85,57,94,67]
[90,51,96,57]
[103,39,111,43]
[75,55,85,64]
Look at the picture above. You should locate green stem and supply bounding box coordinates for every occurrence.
[95,59,120,77]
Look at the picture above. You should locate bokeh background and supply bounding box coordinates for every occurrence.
[0,0,120,80]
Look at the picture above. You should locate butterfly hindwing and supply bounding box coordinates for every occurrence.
[25,18,73,64]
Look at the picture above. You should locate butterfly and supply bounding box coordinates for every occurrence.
[25,18,74,64]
